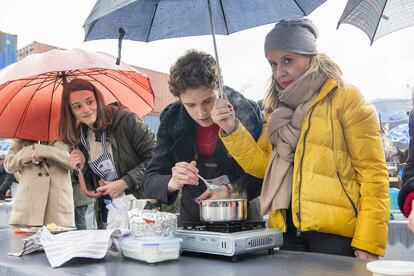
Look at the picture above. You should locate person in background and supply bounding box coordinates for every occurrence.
[4,139,75,227]
[72,174,95,230]
[398,110,414,233]
[218,19,389,259]
[381,122,398,162]
[59,79,156,228]
[143,50,264,224]
[0,153,16,200]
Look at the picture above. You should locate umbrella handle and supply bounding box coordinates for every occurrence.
[76,165,103,198]
[207,0,224,98]
[116,28,126,65]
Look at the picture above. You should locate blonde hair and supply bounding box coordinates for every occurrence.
[262,53,343,114]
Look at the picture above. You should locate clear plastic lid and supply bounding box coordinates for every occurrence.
[120,235,182,250]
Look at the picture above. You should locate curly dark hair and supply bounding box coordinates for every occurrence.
[168,49,219,96]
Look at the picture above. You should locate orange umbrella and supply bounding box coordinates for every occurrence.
[0,48,154,141]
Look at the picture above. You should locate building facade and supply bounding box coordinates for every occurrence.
[0,31,17,69]
[17,41,62,60]
[133,66,177,133]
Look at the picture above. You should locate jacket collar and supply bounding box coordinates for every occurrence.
[158,102,196,141]
[308,78,339,109]
[157,86,263,141]
[80,124,116,146]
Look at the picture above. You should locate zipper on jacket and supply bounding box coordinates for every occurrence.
[326,86,358,217]
[336,172,358,217]
[296,212,301,236]
[296,106,315,237]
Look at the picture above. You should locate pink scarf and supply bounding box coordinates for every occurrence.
[260,71,326,215]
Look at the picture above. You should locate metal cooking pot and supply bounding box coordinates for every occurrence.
[199,199,247,222]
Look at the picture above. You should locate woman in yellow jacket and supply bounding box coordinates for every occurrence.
[212,19,389,259]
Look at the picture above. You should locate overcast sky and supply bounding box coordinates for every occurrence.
[1,0,414,102]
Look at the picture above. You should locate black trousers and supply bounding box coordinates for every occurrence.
[96,195,111,229]
[74,205,88,230]
[281,208,355,257]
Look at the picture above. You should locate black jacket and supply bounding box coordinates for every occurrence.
[0,163,15,199]
[143,86,263,224]
[399,111,414,215]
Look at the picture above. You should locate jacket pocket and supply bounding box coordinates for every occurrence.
[336,172,358,217]
[58,185,74,214]
[11,182,28,211]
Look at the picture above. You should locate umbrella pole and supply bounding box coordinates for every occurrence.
[207,0,224,98]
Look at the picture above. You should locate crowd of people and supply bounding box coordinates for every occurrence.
[1,18,394,260]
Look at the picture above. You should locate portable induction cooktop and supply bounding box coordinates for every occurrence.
[175,221,283,261]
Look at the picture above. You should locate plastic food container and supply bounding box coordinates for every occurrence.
[120,236,182,263]
[367,260,414,276]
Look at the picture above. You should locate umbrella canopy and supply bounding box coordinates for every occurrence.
[0,139,12,159]
[83,0,326,94]
[83,0,325,42]
[387,123,409,147]
[337,0,414,45]
[0,48,154,141]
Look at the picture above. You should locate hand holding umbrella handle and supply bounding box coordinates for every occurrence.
[76,165,103,198]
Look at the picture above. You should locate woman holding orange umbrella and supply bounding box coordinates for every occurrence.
[59,79,155,228]
[0,49,156,229]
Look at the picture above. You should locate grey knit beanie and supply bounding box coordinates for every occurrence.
[264,19,318,55]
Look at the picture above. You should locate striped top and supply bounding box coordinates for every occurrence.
[80,128,119,181]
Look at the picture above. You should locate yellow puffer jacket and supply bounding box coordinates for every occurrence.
[221,79,390,256]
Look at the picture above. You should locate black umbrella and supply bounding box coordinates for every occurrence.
[83,0,326,95]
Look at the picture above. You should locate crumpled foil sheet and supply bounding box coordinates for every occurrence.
[128,209,177,239]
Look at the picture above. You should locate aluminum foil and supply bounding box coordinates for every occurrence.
[128,209,177,239]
